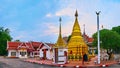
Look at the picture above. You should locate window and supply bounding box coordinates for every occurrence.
[60,50,63,52]
[11,52,16,56]
[20,52,26,56]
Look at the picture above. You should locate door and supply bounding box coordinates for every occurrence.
[55,48,58,63]
[43,49,46,59]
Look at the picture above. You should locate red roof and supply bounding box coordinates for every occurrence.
[7,42,22,50]
[7,41,47,51]
[26,42,34,50]
[83,33,94,43]
[88,38,94,42]
[17,43,29,50]
[45,43,55,47]
[31,42,41,47]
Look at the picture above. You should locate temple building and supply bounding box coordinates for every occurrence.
[82,24,94,47]
[7,41,54,59]
[53,17,67,64]
[67,10,88,60]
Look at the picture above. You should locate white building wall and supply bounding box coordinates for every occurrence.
[53,49,55,63]
[58,57,65,61]
[18,50,28,58]
[8,49,28,58]
[8,50,18,57]
[16,51,19,57]
[58,49,65,64]
[46,50,53,59]
[46,50,50,59]
[58,49,64,55]
[50,51,53,59]
[8,50,11,57]
[53,48,68,64]
[39,45,53,60]
[30,52,34,57]
[39,49,43,58]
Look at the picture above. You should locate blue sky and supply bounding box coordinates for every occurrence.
[0,0,120,43]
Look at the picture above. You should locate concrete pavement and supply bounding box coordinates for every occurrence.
[0,56,120,68]
[24,56,118,68]
[0,56,60,68]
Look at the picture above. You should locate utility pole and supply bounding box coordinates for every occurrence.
[96,11,101,64]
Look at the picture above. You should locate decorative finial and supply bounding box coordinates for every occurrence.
[83,24,85,34]
[59,17,62,22]
[59,17,62,35]
[96,11,101,15]
[75,10,78,17]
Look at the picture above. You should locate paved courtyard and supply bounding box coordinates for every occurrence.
[0,56,120,68]
[24,56,119,67]
[0,56,60,68]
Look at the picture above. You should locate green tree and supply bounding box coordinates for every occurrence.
[14,39,20,42]
[112,26,120,35]
[0,27,12,55]
[92,29,120,53]
[67,35,71,42]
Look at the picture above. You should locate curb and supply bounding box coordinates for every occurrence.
[24,60,118,68]
[100,64,109,67]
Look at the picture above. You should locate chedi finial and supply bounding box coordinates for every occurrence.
[75,10,78,17]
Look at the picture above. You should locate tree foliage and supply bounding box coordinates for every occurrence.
[112,26,120,35]
[0,27,12,55]
[92,29,120,53]
[67,35,71,42]
[14,39,20,42]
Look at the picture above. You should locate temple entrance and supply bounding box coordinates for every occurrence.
[42,49,48,60]
[54,48,58,63]
[20,52,26,56]
[19,48,27,58]
[83,53,88,62]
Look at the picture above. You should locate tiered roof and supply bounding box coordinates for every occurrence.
[7,41,54,51]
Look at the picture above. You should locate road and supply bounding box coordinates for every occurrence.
[109,64,120,68]
[0,57,61,68]
[0,56,120,68]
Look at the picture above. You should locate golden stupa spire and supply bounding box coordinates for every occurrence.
[72,10,81,36]
[55,17,66,48]
[59,17,62,36]
[68,10,88,57]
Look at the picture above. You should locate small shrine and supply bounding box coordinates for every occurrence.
[53,17,67,64]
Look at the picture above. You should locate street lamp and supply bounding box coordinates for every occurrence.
[96,11,101,64]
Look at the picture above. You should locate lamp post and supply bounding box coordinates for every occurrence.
[96,11,101,64]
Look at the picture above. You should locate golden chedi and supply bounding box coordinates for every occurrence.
[67,10,88,60]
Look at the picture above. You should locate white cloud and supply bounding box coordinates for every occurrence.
[46,13,53,17]
[43,10,97,37]
[12,31,28,41]
[12,30,39,42]
[54,11,96,37]
[55,8,74,17]
[14,35,25,40]
[43,21,73,37]
[44,23,58,35]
